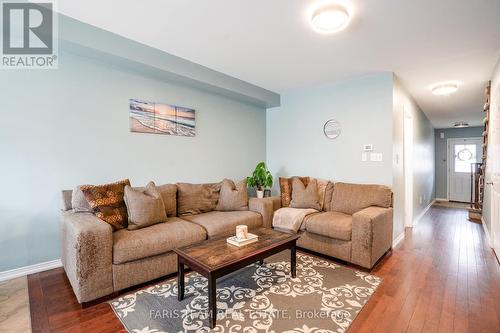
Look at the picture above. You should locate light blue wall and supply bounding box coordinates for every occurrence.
[434,127,484,199]
[266,73,394,191]
[0,50,267,272]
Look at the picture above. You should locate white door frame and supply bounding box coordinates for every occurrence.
[446,137,482,201]
[404,110,413,227]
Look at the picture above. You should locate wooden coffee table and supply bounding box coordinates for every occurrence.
[174,227,300,328]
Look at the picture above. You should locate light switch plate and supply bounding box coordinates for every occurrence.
[363,144,374,152]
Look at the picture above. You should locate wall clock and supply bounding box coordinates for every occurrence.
[323,119,342,139]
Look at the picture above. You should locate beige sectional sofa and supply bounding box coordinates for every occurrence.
[60,179,392,304]
[279,181,394,270]
[60,184,278,304]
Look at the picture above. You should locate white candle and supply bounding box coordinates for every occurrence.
[236,225,248,239]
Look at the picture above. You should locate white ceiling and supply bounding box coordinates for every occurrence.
[58,0,500,128]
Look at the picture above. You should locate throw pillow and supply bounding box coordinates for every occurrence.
[81,179,130,230]
[71,186,93,213]
[125,182,167,230]
[279,176,310,207]
[156,184,177,217]
[314,178,331,211]
[177,182,222,216]
[215,179,249,211]
[290,178,321,210]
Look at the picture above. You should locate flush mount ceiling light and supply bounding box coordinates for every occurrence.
[430,81,460,96]
[310,3,350,33]
[454,121,469,128]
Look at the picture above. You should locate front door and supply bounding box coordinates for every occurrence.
[448,137,482,202]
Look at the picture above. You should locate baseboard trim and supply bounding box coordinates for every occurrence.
[393,232,405,248]
[481,217,492,248]
[413,200,436,227]
[435,198,449,202]
[0,259,62,282]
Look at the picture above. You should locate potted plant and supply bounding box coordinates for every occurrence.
[246,162,273,198]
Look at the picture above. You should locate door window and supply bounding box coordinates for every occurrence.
[454,144,477,173]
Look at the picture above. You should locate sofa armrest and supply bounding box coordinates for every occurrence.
[249,196,282,228]
[351,206,393,269]
[61,211,114,303]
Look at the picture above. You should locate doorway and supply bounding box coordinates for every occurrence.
[447,137,482,202]
[404,110,413,227]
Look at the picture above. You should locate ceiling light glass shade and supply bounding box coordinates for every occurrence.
[454,121,469,128]
[431,82,459,95]
[311,4,350,33]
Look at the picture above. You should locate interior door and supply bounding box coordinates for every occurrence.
[448,138,482,202]
[488,82,500,258]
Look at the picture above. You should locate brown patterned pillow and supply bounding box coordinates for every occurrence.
[81,179,130,230]
[279,176,310,207]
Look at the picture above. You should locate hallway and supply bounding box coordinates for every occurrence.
[351,205,500,332]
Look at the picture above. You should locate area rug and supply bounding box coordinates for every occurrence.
[109,252,381,333]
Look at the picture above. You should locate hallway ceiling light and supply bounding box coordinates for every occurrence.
[453,121,469,128]
[310,3,350,33]
[431,81,460,96]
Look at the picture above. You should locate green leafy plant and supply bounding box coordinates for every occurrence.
[246,162,273,191]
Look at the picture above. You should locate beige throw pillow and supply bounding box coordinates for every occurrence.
[216,179,249,211]
[177,182,222,216]
[71,186,93,213]
[125,182,167,230]
[290,178,321,210]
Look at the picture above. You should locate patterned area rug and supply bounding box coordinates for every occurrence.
[110,252,381,333]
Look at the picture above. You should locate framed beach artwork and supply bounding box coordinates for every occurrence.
[129,99,196,137]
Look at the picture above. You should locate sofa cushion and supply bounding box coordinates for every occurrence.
[290,178,321,210]
[113,218,206,264]
[216,179,249,211]
[304,211,352,241]
[182,211,262,238]
[81,179,131,230]
[177,182,221,216]
[125,182,167,230]
[330,182,392,215]
[279,176,310,207]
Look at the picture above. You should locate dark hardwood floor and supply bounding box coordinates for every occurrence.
[28,206,500,332]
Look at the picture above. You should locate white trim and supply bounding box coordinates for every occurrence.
[435,198,449,202]
[0,259,62,282]
[482,217,492,248]
[413,200,436,227]
[392,231,405,248]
